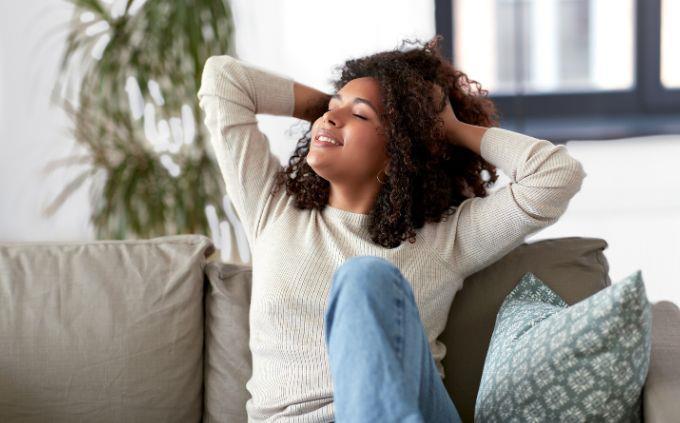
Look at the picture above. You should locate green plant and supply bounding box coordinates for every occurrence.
[45,0,236,239]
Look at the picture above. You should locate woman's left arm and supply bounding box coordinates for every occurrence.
[423,85,588,279]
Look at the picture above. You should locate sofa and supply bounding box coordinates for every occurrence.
[0,234,677,422]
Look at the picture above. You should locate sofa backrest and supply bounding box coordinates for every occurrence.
[0,234,214,423]
[0,234,612,422]
[439,236,611,421]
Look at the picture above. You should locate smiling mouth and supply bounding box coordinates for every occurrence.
[314,134,343,146]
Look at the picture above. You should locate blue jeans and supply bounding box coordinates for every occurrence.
[324,255,462,423]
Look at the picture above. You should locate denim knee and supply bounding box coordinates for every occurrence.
[329,255,400,300]
[325,256,410,348]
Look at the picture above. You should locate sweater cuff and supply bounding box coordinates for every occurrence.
[480,126,544,178]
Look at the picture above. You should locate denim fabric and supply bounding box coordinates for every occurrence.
[324,255,462,423]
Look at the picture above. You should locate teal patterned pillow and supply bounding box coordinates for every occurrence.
[475,270,652,422]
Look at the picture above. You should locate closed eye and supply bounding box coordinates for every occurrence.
[327,108,367,120]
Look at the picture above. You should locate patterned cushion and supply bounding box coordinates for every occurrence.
[475,270,652,422]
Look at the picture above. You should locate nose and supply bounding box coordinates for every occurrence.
[323,108,341,126]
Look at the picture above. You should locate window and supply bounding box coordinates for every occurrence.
[661,0,680,88]
[454,0,635,95]
[436,0,680,141]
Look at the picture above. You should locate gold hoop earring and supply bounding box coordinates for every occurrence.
[376,174,385,184]
[376,167,387,184]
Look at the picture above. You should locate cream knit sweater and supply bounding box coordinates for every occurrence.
[197,54,587,422]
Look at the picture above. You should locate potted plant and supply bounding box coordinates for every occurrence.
[45,0,237,242]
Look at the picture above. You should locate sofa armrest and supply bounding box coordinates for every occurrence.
[643,301,680,422]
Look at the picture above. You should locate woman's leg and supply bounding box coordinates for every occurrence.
[324,255,462,423]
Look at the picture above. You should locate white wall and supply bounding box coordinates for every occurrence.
[525,135,680,305]
[0,1,94,241]
[227,0,436,170]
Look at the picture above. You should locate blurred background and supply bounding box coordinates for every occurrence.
[1,0,678,304]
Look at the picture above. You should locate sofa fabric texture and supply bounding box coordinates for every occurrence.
[0,235,214,422]
[203,260,253,422]
[1,234,678,423]
[644,300,680,422]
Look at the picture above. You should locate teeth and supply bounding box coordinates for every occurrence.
[318,135,340,145]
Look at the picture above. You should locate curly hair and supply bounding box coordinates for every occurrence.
[271,34,501,248]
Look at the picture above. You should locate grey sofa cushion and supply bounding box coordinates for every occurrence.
[203,260,253,423]
[439,236,611,422]
[644,301,680,422]
[0,234,214,423]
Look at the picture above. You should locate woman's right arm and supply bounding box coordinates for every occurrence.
[197,55,297,246]
[293,81,332,123]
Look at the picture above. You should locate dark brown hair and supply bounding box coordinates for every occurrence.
[271,35,501,248]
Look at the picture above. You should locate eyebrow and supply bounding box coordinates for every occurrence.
[330,93,379,115]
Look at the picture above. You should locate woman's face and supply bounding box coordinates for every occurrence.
[307,77,389,185]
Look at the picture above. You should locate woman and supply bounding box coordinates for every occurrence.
[197,35,586,422]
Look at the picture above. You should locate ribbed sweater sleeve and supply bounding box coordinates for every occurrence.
[422,127,588,280]
[196,55,295,247]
